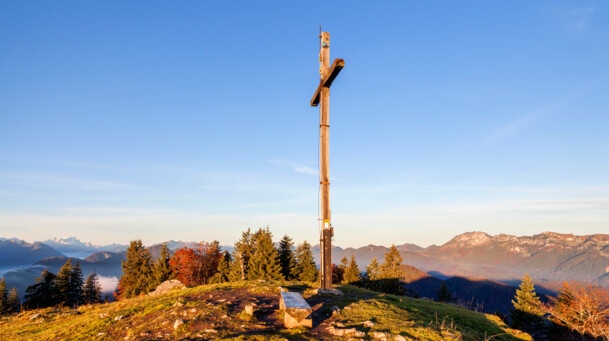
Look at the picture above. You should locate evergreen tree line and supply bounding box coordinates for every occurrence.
[340,244,409,296]
[362,245,406,281]
[115,227,320,300]
[11,259,104,311]
[0,277,20,315]
[115,240,174,299]
[334,245,410,288]
[215,227,319,283]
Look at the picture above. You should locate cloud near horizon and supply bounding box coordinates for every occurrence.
[98,275,119,294]
[1,192,607,248]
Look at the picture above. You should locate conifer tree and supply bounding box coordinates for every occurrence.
[228,253,244,282]
[117,240,153,299]
[82,271,102,305]
[151,243,173,289]
[54,259,74,306]
[210,251,232,283]
[366,257,380,280]
[69,261,84,306]
[7,287,19,313]
[278,235,297,280]
[201,241,222,283]
[0,278,8,314]
[295,241,318,282]
[379,245,405,279]
[247,227,283,280]
[437,282,455,302]
[234,228,255,280]
[24,269,57,309]
[511,273,544,331]
[339,256,349,273]
[342,255,361,284]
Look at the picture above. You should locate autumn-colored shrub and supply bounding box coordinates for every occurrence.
[332,263,344,284]
[545,282,609,340]
[169,242,222,286]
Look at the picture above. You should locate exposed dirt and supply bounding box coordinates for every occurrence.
[180,286,346,340]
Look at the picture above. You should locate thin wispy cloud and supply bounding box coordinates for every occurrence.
[62,207,172,215]
[402,198,609,214]
[407,184,559,194]
[200,183,266,192]
[159,166,286,192]
[0,172,137,191]
[488,113,540,143]
[487,102,561,143]
[0,156,126,173]
[198,176,302,193]
[0,211,317,246]
[270,160,318,176]
[1,194,608,247]
[549,4,596,32]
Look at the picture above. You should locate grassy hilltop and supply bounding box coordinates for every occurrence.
[0,281,531,341]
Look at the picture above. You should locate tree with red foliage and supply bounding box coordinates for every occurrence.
[198,241,222,283]
[169,241,222,287]
[113,280,124,301]
[170,247,198,286]
[545,281,609,340]
[332,263,344,284]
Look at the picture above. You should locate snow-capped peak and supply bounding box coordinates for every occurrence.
[43,237,95,247]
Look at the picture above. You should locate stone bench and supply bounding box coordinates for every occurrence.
[279,291,312,328]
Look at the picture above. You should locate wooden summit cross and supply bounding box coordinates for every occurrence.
[310,31,344,290]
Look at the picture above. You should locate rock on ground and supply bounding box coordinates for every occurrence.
[328,326,365,337]
[363,320,375,328]
[173,319,184,330]
[149,280,185,297]
[372,331,387,340]
[312,288,344,296]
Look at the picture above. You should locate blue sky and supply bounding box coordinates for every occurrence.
[1,1,608,247]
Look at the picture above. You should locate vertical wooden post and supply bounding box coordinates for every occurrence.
[319,32,333,290]
[310,31,343,291]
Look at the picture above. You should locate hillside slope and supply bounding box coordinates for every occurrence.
[0,281,531,340]
[399,265,538,315]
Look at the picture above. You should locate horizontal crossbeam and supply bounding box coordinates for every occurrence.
[310,58,345,107]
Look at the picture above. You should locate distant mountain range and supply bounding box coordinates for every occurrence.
[0,237,234,298]
[1,232,607,304]
[314,231,609,287]
[0,238,65,268]
[38,237,128,258]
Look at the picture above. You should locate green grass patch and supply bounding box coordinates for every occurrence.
[0,281,532,341]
